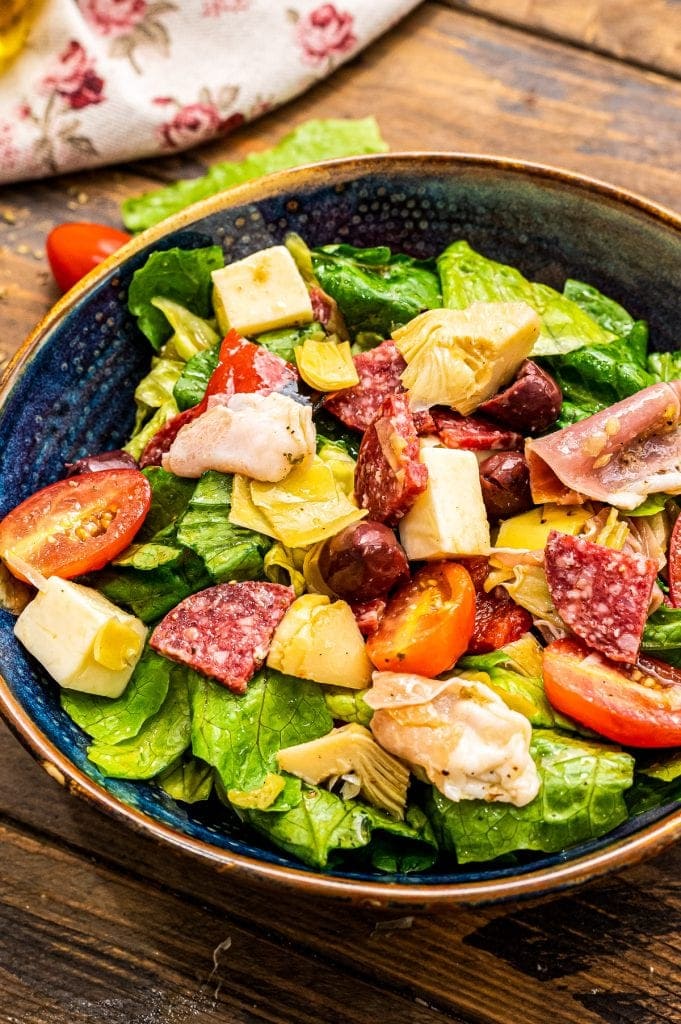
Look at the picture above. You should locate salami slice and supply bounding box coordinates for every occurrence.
[354,392,428,525]
[351,597,387,638]
[150,581,294,692]
[139,406,203,469]
[324,340,405,432]
[544,531,657,663]
[431,409,523,452]
[458,557,533,654]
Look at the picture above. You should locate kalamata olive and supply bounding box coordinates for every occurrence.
[479,360,562,436]
[318,521,410,602]
[65,449,138,475]
[479,451,533,520]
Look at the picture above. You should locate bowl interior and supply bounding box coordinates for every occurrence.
[1,155,681,900]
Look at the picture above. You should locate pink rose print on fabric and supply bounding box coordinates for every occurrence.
[202,0,250,14]
[291,4,357,67]
[78,0,148,35]
[42,41,105,110]
[78,0,178,73]
[155,86,243,149]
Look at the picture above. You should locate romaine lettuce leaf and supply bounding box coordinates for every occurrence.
[188,667,332,794]
[134,356,184,410]
[121,117,388,231]
[138,466,196,542]
[256,322,324,364]
[150,298,220,361]
[95,548,210,623]
[648,351,681,382]
[157,755,214,803]
[173,343,220,411]
[177,470,272,582]
[312,244,441,337]
[88,664,191,779]
[641,605,681,661]
[61,648,171,744]
[428,730,634,863]
[323,686,373,728]
[124,400,178,460]
[625,750,681,816]
[438,241,614,356]
[244,785,437,871]
[128,246,224,349]
[562,279,635,336]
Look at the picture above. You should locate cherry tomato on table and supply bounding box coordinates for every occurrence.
[543,637,681,747]
[366,561,476,677]
[46,222,131,292]
[0,469,151,582]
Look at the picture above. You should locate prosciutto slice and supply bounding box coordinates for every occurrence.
[526,381,681,510]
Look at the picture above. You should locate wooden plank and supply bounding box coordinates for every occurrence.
[2,3,681,371]
[443,0,681,79]
[0,729,678,1024]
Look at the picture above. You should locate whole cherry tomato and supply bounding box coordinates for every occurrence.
[46,222,131,292]
[0,470,151,582]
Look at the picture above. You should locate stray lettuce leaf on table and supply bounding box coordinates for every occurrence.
[438,241,614,357]
[121,118,389,232]
[128,246,224,349]
[312,244,441,338]
[428,730,634,863]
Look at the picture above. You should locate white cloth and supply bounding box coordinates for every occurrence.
[0,0,420,184]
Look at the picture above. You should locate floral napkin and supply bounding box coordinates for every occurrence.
[0,0,420,185]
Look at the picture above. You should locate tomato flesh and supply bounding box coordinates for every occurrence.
[543,637,681,747]
[366,561,476,677]
[46,222,131,292]
[204,329,296,402]
[0,469,151,581]
[668,513,681,608]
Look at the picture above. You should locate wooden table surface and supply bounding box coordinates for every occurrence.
[2,3,681,1022]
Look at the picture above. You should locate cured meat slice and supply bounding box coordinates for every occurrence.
[431,409,523,451]
[544,531,657,663]
[354,393,428,525]
[351,597,387,638]
[324,340,405,432]
[458,557,533,654]
[478,360,562,436]
[205,330,298,401]
[150,581,294,692]
[526,381,681,510]
[139,406,202,469]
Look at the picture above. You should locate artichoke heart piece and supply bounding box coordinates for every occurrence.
[393,301,540,414]
[232,455,366,548]
[495,503,592,551]
[267,594,373,689]
[295,336,359,391]
[277,723,409,819]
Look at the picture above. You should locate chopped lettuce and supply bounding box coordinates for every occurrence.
[641,605,681,664]
[428,730,634,863]
[137,467,196,542]
[157,755,214,803]
[121,117,388,231]
[134,356,184,411]
[323,686,373,728]
[128,246,224,349]
[61,648,171,744]
[188,667,332,795]
[648,351,681,382]
[562,279,635,336]
[150,298,220,361]
[256,322,324,364]
[124,399,178,460]
[95,549,210,624]
[173,343,220,411]
[312,244,441,338]
[87,665,191,779]
[177,470,272,582]
[438,241,614,356]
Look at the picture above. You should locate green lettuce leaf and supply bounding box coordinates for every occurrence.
[176,470,272,582]
[134,356,184,410]
[188,667,333,794]
[460,651,564,729]
[150,298,220,361]
[244,785,437,871]
[112,543,183,570]
[312,244,441,337]
[648,351,681,382]
[562,279,635,335]
[256,322,324,363]
[173,343,220,411]
[625,494,674,517]
[157,755,214,803]
[642,605,681,661]
[437,241,614,356]
[540,321,652,426]
[124,400,178,460]
[121,118,388,232]
[61,648,171,744]
[88,665,191,779]
[428,730,634,863]
[323,686,373,728]
[128,246,224,349]
[138,466,196,542]
[313,411,361,458]
[95,548,210,624]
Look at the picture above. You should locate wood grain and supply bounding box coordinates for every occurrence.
[444,0,681,78]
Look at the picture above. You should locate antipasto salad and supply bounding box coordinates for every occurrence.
[3,235,681,874]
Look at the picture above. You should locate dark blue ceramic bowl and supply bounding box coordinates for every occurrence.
[2,154,681,906]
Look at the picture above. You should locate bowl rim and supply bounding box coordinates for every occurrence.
[2,150,681,907]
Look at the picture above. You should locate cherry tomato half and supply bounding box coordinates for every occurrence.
[204,329,297,401]
[0,469,151,582]
[543,637,681,748]
[366,562,476,677]
[46,222,131,292]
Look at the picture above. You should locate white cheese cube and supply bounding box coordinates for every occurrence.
[399,447,491,559]
[211,245,313,336]
[14,578,147,698]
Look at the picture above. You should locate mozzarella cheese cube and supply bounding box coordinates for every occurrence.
[399,447,491,559]
[211,245,313,336]
[14,578,147,698]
